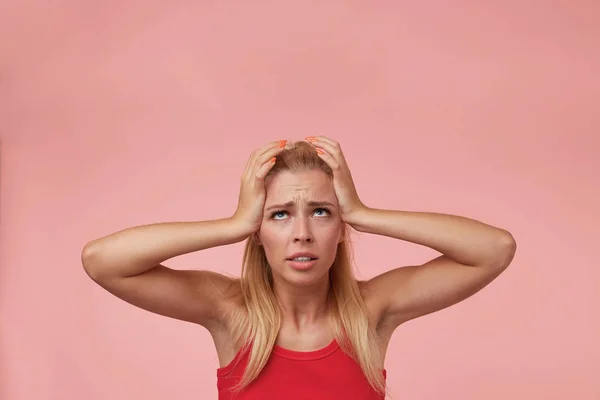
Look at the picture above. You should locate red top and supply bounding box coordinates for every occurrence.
[216,339,386,399]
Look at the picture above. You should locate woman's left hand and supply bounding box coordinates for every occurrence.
[305,136,367,225]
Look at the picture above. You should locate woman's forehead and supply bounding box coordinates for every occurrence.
[265,171,335,202]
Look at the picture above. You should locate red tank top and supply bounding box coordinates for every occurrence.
[216,339,386,399]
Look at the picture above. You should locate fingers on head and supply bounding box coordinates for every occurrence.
[251,140,286,172]
[255,157,277,180]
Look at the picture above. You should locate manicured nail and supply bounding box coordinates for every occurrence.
[316,148,324,154]
[278,140,287,148]
[270,157,277,162]
[305,136,316,141]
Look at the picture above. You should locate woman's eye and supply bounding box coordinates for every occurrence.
[314,208,330,216]
[271,208,330,219]
[272,211,287,219]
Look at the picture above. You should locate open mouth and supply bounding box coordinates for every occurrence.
[288,256,318,262]
[286,253,319,269]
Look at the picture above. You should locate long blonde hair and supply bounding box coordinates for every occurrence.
[225,141,387,397]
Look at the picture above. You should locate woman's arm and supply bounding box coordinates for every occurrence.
[81,218,251,328]
[349,208,516,330]
[82,218,250,280]
[81,140,287,329]
[348,208,516,268]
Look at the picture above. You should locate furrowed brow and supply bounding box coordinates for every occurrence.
[265,201,336,211]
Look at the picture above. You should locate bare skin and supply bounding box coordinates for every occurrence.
[82,137,516,371]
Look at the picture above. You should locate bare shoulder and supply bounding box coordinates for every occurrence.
[357,279,389,334]
[209,275,246,333]
[207,278,249,368]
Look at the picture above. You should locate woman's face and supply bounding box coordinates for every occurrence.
[258,169,343,286]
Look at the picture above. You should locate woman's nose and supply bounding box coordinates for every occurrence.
[292,218,313,243]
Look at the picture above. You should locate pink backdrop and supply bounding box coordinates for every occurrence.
[1,2,598,399]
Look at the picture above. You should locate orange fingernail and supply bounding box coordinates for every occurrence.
[305,136,316,141]
[278,140,287,148]
[316,148,324,154]
[270,157,276,162]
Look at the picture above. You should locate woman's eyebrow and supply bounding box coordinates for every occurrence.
[265,201,336,211]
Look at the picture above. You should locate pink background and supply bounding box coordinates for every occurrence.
[1,2,599,399]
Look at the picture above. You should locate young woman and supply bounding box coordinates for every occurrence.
[81,137,516,399]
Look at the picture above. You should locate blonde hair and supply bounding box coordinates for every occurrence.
[225,141,387,397]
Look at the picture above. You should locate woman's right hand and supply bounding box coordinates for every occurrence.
[232,140,287,234]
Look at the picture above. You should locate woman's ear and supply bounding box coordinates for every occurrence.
[252,232,262,246]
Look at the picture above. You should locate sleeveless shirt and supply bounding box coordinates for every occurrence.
[216,339,386,399]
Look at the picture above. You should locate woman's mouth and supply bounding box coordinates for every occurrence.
[286,253,319,270]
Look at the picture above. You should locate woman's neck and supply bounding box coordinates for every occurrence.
[273,276,331,328]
